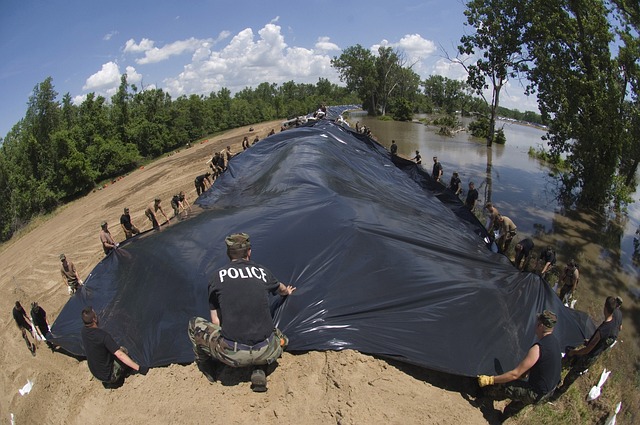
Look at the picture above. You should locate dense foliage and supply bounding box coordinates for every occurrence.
[331,45,423,117]
[0,76,358,241]
[458,0,640,210]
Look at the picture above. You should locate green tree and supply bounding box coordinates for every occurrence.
[111,74,130,144]
[613,0,640,189]
[457,0,530,146]
[332,45,378,114]
[23,77,61,181]
[526,0,625,208]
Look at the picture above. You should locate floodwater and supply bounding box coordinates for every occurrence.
[356,114,640,303]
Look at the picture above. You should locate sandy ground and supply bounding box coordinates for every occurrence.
[0,121,491,425]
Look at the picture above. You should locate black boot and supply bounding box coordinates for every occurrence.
[250,366,267,392]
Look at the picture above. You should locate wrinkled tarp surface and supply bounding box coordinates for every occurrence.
[50,109,595,377]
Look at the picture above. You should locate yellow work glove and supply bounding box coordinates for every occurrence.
[477,375,494,387]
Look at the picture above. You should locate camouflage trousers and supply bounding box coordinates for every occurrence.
[188,317,285,368]
[483,381,547,419]
[105,346,129,384]
[67,279,79,294]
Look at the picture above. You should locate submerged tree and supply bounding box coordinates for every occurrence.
[526,0,628,209]
[457,0,531,146]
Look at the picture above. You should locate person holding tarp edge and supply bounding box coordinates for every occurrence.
[188,232,295,392]
[477,310,561,421]
[81,306,148,387]
[551,296,622,399]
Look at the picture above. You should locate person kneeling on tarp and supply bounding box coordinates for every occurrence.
[188,232,296,392]
[477,310,561,420]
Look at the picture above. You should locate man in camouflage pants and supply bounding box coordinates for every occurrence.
[188,232,295,392]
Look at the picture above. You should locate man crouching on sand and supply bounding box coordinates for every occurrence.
[81,306,148,387]
[188,232,295,392]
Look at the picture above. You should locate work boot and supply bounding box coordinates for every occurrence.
[250,367,267,392]
[196,359,218,383]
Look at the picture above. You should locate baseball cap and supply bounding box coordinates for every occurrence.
[225,233,251,250]
[59,253,66,261]
[124,207,129,212]
[101,221,107,228]
[538,310,557,328]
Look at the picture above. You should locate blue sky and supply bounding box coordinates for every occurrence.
[0,0,539,138]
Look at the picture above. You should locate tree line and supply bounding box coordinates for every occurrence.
[0,76,358,241]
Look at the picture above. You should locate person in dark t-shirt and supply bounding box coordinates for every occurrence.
[80,306,148,386]
[194,173,212,196]
[188,232,296,392]
[538,246,556,278]
[552,297,621,399]
[514,238,535,271]
[478,310,561,420]
[465,182,479,211]
[448,172,462,196]
[120,207,140,239]
[13,301,36,356]
[432,156,443,182]
[31,301,56,351]
[170,191,191,219]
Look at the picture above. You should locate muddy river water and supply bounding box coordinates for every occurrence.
[356,114,640,309]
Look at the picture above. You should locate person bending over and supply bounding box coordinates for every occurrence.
[552,296,621,399]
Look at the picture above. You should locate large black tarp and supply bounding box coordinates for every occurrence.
[50,110,595,377]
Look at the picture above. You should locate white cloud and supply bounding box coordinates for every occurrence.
[371,34,436,61]
[72,94,86,105]
[83,62,121,90]
[103,31,118,41]
[124,66,142,85]
[432,57,468,81]
[314,36,340,53]
[124,38,155,54]
[162,23,339,98]
[74,21,538,113]
[397,34,437,59]
[135,37,212,65]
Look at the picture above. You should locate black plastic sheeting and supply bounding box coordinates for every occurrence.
[50,109,595,377]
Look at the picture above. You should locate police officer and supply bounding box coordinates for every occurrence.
[188,233,296,392]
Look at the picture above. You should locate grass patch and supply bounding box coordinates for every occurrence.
[527,146,569,170]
